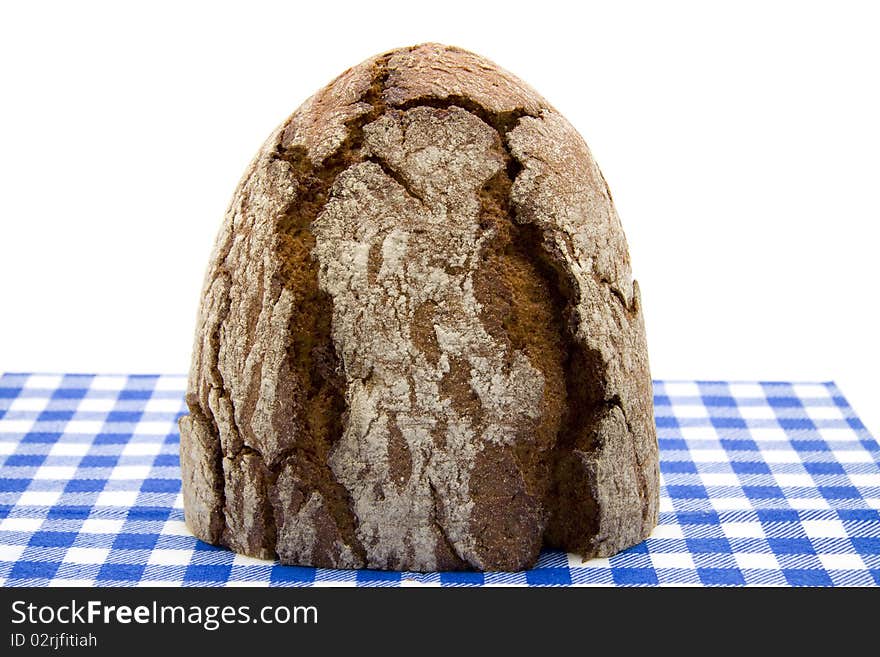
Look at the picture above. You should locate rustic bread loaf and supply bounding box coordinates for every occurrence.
[179,43,659,571]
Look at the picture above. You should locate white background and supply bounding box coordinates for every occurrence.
[1,1,877,435]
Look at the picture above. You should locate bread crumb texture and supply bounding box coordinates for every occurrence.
[180,43,658,571]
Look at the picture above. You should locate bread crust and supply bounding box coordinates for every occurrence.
[180,43,658,571]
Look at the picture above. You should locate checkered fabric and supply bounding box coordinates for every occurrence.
[0,374,878,587]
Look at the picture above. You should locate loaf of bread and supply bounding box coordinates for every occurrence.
[179,43,658,571]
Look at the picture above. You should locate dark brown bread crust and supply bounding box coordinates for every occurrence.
[179,43,659,571]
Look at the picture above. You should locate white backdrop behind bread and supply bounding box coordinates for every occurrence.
[1,1,877,436]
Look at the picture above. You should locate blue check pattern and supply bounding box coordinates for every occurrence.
[1,374,878,587]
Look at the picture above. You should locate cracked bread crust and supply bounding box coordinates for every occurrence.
[180,43,659,571]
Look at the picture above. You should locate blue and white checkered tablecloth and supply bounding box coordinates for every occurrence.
[0,373,878,587]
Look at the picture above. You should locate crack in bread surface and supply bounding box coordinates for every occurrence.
[304,95,610,569]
